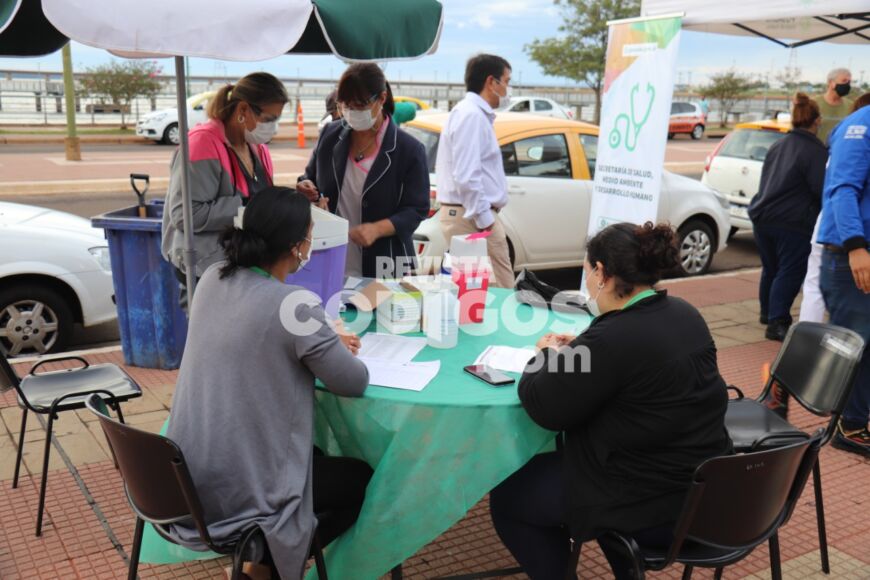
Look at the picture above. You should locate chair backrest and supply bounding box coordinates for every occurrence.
[771,322,865,416]
[666,437,813,561]
[0,351,21,393]
[84,394,216,546]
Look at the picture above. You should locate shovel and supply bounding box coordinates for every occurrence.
[130,173,150,218]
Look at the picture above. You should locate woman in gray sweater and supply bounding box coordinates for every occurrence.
[166,187,370,579]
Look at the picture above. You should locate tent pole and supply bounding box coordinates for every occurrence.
[174,56,197,300]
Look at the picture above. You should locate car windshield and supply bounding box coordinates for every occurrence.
[719,129,786,162]
[404,126,440,172]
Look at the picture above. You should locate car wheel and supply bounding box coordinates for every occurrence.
[667,132,675,140]
[691,124,705,140]
[162,122,180,145]
[0,285,74,357]
[677,220,715,276]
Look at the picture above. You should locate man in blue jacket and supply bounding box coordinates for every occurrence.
[817,99,870,457]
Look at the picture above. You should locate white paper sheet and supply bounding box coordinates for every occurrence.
[362,360,440,392]
[358,333,427,364]
[474,345,537,374]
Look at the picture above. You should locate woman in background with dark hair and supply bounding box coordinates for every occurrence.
[162,72,289,290]
[749,92,827,342]
[297,63,429,278]
[166,187,370,579]
[490,222,732,580]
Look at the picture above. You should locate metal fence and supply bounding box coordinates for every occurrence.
[0,70,789,127]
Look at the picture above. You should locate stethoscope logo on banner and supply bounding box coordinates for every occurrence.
[609,83,655,152]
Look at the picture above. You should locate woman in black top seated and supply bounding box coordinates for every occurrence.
[490,222,732,579]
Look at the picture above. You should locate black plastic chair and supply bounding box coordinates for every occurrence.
[724,322,865,574]
[0,352,142,536]
[84,394,329,580]
[588,434,821,580]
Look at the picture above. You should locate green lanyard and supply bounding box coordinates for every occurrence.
[249,266,273,280]
[621,289,658,311]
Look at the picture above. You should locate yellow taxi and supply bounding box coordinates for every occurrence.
[701,119,790,232]
[405,112,731,276]
[394,96,431,111]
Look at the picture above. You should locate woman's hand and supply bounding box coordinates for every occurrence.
[316,196,330,211]
[350,223,383,248]
[535,333,574,351]
[333,319,361,355]
[297,179,320,202]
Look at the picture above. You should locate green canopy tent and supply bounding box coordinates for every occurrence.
[0,0,444,297]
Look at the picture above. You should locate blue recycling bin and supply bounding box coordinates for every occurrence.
[92,202,187,369]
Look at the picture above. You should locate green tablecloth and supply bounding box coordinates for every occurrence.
[138,288,591,577]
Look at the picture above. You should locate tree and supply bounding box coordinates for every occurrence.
[775,64,803,94]
[704,70,753,127]
[526,0,640,124]
[79,61,163,128]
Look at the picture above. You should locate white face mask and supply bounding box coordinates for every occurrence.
[295,237,313,271]
[580,267,605,317]
[494,78,512,110]
[245,120,279,145]
[343,107,377,131]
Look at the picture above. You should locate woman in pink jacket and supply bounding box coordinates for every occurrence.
[162,72,288,286]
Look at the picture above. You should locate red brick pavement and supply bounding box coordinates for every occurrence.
[1,270,868,579]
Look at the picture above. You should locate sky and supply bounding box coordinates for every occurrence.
[1,0,869,88]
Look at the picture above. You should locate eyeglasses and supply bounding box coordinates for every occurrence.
[339,92,380,112]
[248,103,281,124]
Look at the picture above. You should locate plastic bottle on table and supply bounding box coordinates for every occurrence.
[425,288,459,349]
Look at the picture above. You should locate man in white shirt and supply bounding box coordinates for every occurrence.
[435,54,514,288]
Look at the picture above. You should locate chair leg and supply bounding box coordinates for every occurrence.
[12,408,28,489]
[714,566,724,579]
[391,564,403,579]
[35,413,55,536]
[127,517,144,580]
[312,533,328,580]
[681,565,694,580]
[812,460,830,574]
[769,533,782,580]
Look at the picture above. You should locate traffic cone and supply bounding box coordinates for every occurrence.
[296,100,306,149]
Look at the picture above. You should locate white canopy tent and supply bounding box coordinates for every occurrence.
[641,0,869,47]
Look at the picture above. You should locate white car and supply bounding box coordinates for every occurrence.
[0,202,116,356]
[700,120,789,232]
[507,97,574,119]
[405,113,731,277]
[136,91,215,145]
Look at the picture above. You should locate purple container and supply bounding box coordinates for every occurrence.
[285,243,348,317]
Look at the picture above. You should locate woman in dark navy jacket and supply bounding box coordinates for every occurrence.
[297,64,429,279]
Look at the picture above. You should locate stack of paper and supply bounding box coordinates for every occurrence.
[357,333,437,391]
[474,345,537,374]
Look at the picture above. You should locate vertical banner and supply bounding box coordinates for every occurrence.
[588,14,682,236]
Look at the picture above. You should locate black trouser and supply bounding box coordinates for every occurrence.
[173,266,199,315]
[753,224,812,323]
[490,451,671,580]
[312,453,373,546]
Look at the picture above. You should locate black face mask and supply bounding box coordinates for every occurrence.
[835,82,851,97]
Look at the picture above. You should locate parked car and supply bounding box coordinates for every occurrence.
[507,97,574,119]
[700,119,790,233]
[0,202,116,356]
[136,91,215,145]
[404,113,731,277]
[668,101,706,140]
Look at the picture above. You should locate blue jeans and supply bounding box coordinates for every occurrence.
[753,224,813,322]
[820,250,870,428]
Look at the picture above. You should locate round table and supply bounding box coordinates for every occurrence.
[138,288,591,578]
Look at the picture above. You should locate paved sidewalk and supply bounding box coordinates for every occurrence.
[1,269,868,579]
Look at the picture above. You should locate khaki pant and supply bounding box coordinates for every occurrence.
[438,206,515,288]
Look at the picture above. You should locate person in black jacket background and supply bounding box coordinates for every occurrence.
[749,93,827,341]
[490,222,732,580]
[297,64,429,279]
